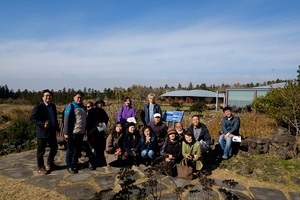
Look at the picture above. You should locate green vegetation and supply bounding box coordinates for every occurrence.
[221,153,300,191]
[189,101,206,114]
[253,80,300,136]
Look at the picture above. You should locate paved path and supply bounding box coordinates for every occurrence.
[0,149,299,200]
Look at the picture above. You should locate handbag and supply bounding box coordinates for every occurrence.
[176,158,193,180]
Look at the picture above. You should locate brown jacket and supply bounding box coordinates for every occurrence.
[105,132,123,165]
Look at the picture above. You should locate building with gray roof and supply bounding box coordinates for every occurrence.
[160,89,224,105]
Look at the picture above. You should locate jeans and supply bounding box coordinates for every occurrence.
[218,134,232,158]
[37,131,58,169]
[141,149,155,159]
[66,134,84,167]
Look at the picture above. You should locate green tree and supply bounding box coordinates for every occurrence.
[187,82,193,90]
[253,80,300,136]
[170,101,183,111]
[189,101,206,114]
[297,65,300,83]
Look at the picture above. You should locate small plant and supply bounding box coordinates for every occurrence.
[190,101,206,114]
[111,167,146,200]
[170,101,183,111]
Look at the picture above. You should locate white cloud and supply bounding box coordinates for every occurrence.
[0,19,299,91]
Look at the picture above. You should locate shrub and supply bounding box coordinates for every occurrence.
[5,116,35,144]
[170,101,183,111]
[190,101,206,114]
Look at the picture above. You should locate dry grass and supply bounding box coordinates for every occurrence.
[0,103,278,139]
[0,174,69,200]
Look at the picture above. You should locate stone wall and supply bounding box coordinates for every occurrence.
[239,127,299,159]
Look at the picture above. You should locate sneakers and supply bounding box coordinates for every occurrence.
[222,155,228,160]
[38,167,48,175]
[67,166,78,174]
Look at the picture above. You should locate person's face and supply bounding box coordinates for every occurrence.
[224,109,232,118]
[144,128,151,137]
[86,104,92,110]
[74,94,83,104]
[115,124,122,133]
[96,102,103,108]
[169,133,176,140]
[128,125,135,133]
[184,134,192,143]
[42,92,52,104]
[124,99,131,107]
[154,117,161,124]
[192,116,200,126]
[175,123,183,132]
[148,96,155,104]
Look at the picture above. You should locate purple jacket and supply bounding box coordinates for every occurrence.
[117,104,136,123]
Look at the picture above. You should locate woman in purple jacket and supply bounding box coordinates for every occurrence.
[117,97,136,124]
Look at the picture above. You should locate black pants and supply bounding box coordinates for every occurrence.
[37,131,58,169]
[87,131,106,166]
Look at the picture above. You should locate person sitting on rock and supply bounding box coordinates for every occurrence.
[217,106,240,160]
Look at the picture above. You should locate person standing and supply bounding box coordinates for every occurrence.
[218,106,240,160]
[141,93,162,126]
[63,91,87,174]
[117,97,136,124]
[86,97,109,168]
[30,89,59,175]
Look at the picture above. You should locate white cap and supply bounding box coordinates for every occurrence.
[153,113,161,118]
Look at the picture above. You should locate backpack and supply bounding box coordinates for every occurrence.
[56,103,75,144]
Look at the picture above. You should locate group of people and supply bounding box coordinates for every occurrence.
[30,89,240,176]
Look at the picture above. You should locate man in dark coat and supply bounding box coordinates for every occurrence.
[30,89,59,175]
[187,115,212,153]
[141,93,162,126]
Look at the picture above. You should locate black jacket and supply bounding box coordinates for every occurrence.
[30,102,59,138]
[188,123,211,146]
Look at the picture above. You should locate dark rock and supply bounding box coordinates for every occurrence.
[291,176,300,186]
[255,144,263,154]
[257,138,270,145]
[276,149,289,160]
[248,140,257,149]
[56,183,96,200]
[262,144,269,154]
[239,165,253,175]
[249,187,287,200]
[289,192,300,200]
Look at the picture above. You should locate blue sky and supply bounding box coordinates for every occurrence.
[0,0,299,91]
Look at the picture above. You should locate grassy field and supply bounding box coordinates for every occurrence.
[0,103,278,138]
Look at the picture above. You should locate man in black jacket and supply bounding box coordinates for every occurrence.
[187,115,212,153]
[30,89,59,175]
[141,93,162,126]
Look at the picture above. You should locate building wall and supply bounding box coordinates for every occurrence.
[226,89,270,108]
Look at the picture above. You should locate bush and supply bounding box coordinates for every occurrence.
[190,101,206,114]
[170,102,183,111]
[4,116,35,144]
